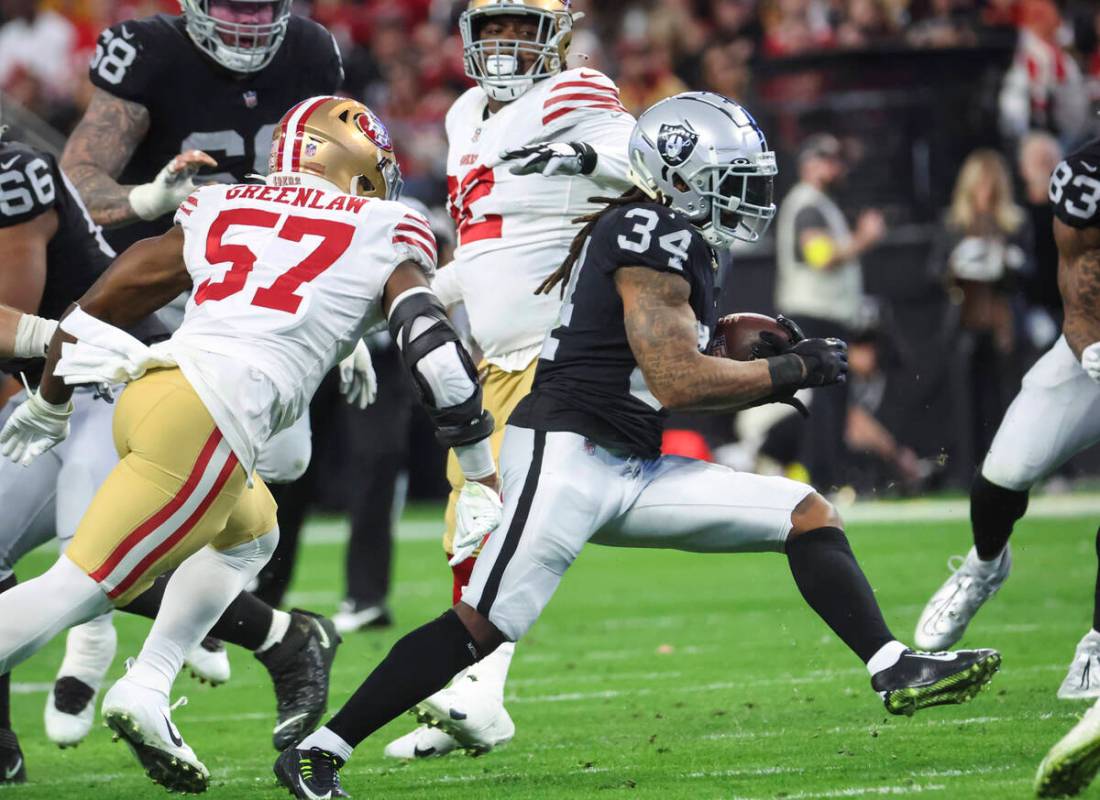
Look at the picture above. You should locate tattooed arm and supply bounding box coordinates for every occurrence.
[1056,219,1100,359]
[615,267,775,411]
[60,89,150,227]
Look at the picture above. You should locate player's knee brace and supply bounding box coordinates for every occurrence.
[388,288,493,448]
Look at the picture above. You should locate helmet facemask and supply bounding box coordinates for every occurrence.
[460,6,572,103]
[695,154,777,246]
[181,0,291,74]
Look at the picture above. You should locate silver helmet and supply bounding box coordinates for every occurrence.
[628,92,777,247]
[459,0,577,103]
[181,0,291,74]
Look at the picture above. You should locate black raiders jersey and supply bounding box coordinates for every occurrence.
[90,13,343,252]
[1050,138,1100,229]
[0,141,148,380]
[510,202,718,459]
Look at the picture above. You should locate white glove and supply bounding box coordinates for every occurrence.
[449,481,504,567]
[0,390,72,466]
[128,149,217,221]
[338,339,377,410]
[1082,341,1100,383]
[501,141,596,177]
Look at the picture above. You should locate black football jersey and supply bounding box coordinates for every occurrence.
[510,202,718,459]
[90,13,343,252]
[1050,138,1100,229]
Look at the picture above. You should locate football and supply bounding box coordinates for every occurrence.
[708,313,794,361]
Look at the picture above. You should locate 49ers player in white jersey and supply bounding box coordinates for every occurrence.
[0,96,503,792]
[384,0,635,760]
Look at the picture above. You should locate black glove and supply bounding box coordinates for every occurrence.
[750,315,806,359]
[768,337,848,390]
[500,142,597,176]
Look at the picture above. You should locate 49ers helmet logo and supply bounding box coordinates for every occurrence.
[356,112,393,151]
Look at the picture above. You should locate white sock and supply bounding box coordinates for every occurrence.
[465,641,515,702]
[0,556,112,675]
[57,611,117,688]
[298,726,353,763]
[257,609,292,654]
[127,532,278,697]
[866,640,908,676]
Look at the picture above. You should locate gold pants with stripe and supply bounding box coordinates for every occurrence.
[443,360,538,554]
[66,368,277,606]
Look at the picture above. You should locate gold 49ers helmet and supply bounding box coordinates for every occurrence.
[267,96,403,200]
[460,0,580,103]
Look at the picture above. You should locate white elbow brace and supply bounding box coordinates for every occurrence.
[1082,341,1100,384]
[13,314,58,358]
[388,287,494,448]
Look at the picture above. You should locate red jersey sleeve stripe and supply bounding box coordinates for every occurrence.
[393,235,435,263]
[550,80,619,94]
[543,103,628,126]
[544,91,624,108]
[399,216,434,237]
[394,225,437,257]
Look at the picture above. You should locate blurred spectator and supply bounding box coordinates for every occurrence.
[761,0,834,57]
[774,133,886,490]
[1017,131,1063,336]
[906,0,979,48]
[615,38,689,116]
[933,149,1030,481]
[999,0,1089,145]
[835,0,899,49]
[700,40,752,99]
[0,0,79,120]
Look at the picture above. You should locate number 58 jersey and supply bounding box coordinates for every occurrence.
[170,181,435,472]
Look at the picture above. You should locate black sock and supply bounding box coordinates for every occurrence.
[1093,527,1100,634]
[786,527,895,663]
[326,610,480,749]
[121,573,274,652]
[0,575,15,730]
[971,473,1028,561]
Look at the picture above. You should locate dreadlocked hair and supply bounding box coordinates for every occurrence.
[536,186,655,297]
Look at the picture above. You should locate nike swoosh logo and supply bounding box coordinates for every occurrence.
[272,712,309,735]
[297,776,329,800]
[311,619,331,649]
[120,24,133,38]
[578,70,602,79]
[0,157,18,170]
[413,745,436,757]
[162,713,183,747]
[4,757,21,780]
[914,652,959,662]
[1083,162,1099,173]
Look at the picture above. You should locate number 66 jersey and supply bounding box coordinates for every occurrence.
[169,181,435,472]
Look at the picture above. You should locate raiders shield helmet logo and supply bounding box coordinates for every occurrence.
[657,122,699,167]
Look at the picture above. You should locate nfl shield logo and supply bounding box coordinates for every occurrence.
[657,122,699,167]
[243,90,258,109]
[304,141,318,157]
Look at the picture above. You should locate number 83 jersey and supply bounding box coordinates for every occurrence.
[1050,137,1100,228]
[511,202,717,461]
[169,182,435,473]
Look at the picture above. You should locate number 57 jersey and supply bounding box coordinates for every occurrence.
[169,181,435,473]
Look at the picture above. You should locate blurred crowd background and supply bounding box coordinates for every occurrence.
[4,0,1100,503]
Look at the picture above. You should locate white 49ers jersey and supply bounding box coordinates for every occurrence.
[441,68,635,370]
[171,181,435,472]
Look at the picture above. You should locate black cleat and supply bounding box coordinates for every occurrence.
[257,609,341,751]
[0,729,26,784]
[274,747,349,799]
[871,648,1001,716]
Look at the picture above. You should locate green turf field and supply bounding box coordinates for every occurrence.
[4,503,1100,799]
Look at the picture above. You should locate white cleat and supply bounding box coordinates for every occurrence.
[1060,631,1100,700]
[1037,699,1100,797]
[184,637,231,686]
[914,546,1011,651]
[383,724,459,759]
[332,601,392,635]
[102,676,209,794]
[415,679,515,756]
[44,677,98,748]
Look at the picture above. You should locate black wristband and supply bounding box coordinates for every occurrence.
[574,142,598,175]
[766,354,805,391]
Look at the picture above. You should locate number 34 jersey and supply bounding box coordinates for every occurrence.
[170,182,435,472]
[1050,137,1100,228]
[442,68,635,369]
[511,202,717,460]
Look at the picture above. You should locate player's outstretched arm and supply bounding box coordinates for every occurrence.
[37,225,191,406]
[616,267,847,412]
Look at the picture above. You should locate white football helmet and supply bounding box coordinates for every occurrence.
[181,0,291,74]
[459,0,577,103]
[628,92,777,247]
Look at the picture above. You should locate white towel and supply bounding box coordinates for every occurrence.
[56,306,177,386]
